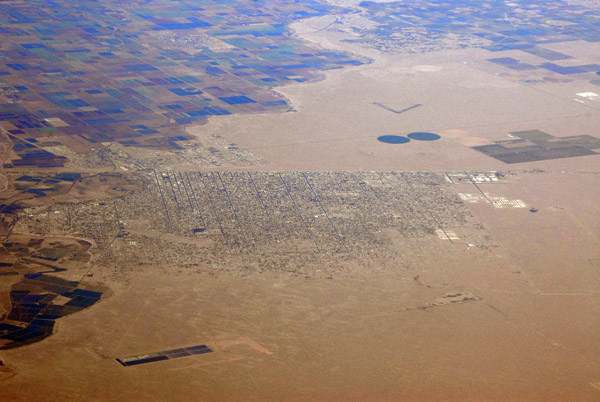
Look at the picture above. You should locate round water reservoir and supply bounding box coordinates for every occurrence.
[377,135,410,144]
[407,132,441,141]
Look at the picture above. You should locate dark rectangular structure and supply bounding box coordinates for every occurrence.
[116,344,213,367]
[472,130,600,164]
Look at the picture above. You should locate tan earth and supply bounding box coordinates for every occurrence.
[1,4,600,402]
[439,129,469,138]
[455,137,494,147]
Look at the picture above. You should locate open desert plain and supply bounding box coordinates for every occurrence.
[0,0,599,401]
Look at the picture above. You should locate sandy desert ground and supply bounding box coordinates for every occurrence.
[1,1,600,401]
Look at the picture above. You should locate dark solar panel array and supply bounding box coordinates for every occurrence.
[116,344,213,367]
[472,130,600,164]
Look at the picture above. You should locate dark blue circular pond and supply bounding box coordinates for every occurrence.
[377,135,410,144]
[407,132,441,141]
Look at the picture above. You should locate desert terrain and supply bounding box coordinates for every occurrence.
[0,0,599,401]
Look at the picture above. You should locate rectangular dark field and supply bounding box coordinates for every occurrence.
[117,355,169,367]
[117,344,213,367]
[485,147,597,164]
